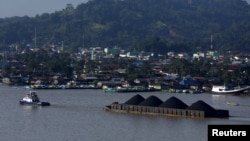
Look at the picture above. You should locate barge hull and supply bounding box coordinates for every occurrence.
[104,104,229,118]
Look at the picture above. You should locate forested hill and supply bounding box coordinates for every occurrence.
[0,0,250,53]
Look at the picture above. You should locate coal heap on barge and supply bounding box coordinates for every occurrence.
[104,94,229,118]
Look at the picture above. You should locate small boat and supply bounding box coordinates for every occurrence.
[211,85,250,95]
[19,91,50,106]
[226,101,238,106]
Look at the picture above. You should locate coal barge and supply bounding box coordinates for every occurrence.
[104,94,229,118]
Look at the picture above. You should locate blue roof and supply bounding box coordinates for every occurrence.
[179,78,199,85]
[134,61,143,67]
[0,61,7,68]
[165,75,179,80]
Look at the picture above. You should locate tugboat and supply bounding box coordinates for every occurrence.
[19,91,50,106]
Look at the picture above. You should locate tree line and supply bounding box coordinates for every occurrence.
[0,0,250,53]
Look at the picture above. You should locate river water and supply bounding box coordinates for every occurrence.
[1,85,250,141]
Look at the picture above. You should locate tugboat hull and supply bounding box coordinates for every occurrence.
[19,100,50,106]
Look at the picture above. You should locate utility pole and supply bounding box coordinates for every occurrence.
[82,34,85,48]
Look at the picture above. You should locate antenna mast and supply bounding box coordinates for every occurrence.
[210,35,213,51]
[34,27,37,48]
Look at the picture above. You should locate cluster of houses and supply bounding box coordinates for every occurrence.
[1,44,250,93]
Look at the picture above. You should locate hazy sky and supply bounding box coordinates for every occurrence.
[0,0,88,18]
[0,0,249,18]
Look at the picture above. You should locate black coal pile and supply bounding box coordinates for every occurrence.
[159,96,188,109]
[139,95,163,107]
[124,94,145,105]
[187,100,217,117]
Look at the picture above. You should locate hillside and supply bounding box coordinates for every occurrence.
[0,0,250,53]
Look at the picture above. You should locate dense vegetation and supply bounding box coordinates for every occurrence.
[0,0,250,53]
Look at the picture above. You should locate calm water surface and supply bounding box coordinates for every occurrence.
[1,85,250,141]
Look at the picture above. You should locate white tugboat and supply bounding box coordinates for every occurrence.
[19,91,50,106]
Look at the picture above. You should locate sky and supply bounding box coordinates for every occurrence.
[0,0,89,18]
[0,0,249,18]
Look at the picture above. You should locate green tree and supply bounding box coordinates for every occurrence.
[168,58,192,77]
